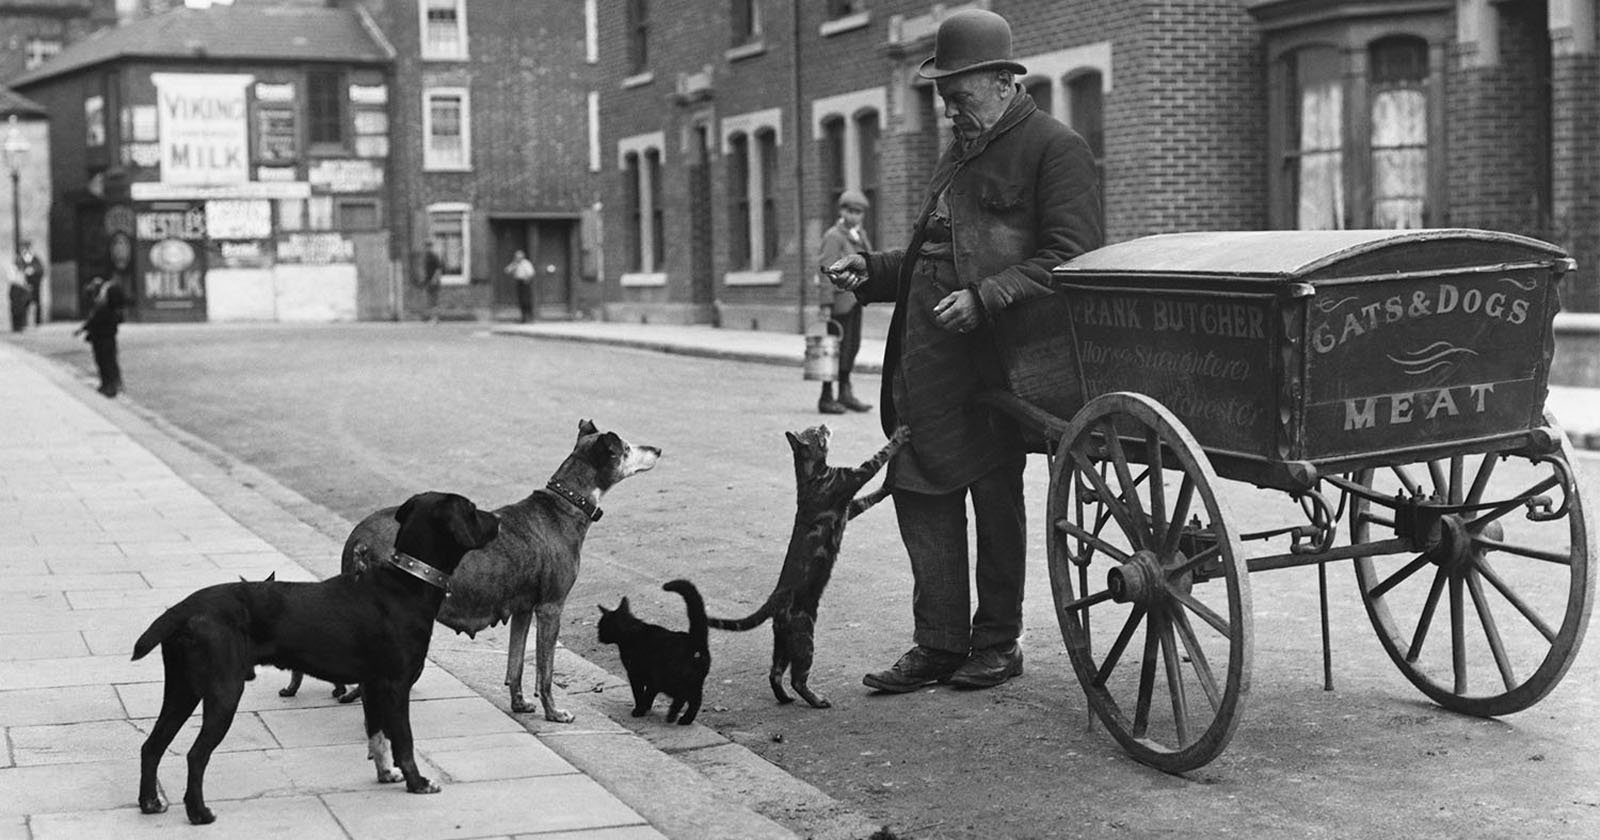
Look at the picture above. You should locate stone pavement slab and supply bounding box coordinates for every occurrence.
[0,341,695,839]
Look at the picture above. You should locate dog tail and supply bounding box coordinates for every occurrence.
[131,602,189,661]
[663,579,708,652]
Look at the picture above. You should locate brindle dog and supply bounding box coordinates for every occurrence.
[284,420,661,722]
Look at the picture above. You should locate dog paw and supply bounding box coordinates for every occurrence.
[138,797,167,815]
[407,780,442,795]
[277,687,296,698]
[547,708,576,723]
[377,768,404,784]
[510,697,537,714]
[184,801,216,825]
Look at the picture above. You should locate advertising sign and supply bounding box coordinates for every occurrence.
[153,73,254,185]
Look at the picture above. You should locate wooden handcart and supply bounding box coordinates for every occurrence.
[985,229,1595,772]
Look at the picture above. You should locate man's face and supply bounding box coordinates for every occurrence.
[937,71,1008,141]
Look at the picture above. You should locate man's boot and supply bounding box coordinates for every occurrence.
[818,382,845,414]
[837,381,872,413]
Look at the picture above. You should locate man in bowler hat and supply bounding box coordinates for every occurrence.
[827,9,1103,691]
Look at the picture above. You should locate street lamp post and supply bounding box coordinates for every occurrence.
[3,115,29,264]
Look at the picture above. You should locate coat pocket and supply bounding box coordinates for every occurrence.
[979,180,1029,212]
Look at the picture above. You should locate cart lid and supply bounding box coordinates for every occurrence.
[1055,229,1568,281]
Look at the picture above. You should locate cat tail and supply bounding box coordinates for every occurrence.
[704,599,775,632]
[663,579,709,652]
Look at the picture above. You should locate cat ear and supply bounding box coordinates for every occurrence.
[785,430,802,451]
[597,604,611,615]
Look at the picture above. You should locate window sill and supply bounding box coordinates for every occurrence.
[423,162,473,173]
[623,71,654,89]
[421,53,470,62]
[820,13,869,37]
[621,272,667,287]
[724,269,781,286]
[726,40,766,62]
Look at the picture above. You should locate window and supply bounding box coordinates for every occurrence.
[1369,37,1428,229]
[624,153,643,271]
[421,0,468,60]
[814,92,885,239]
[307,70,344,146]
[25,38,61,70]
[627,0,650,75]
[428,207,469,284]
[758,130,778,268]
[1287,46,1344,230]
[647,149,665,270]
[732,0,761,46]
[338,199,381,231]
[826,1,862,19]
[424,89,471,170]
[728,133,751,268]
[1067,72,1105,233]
[85,96,106,147]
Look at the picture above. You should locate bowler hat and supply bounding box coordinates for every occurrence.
[837,189,870,211]
[918,9,1027,80]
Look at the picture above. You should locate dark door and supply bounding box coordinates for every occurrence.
[532,220,572,316]
[491,219,531,316]
[689,125,715,308]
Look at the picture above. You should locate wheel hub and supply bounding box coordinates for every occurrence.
[1107,550,1167,605]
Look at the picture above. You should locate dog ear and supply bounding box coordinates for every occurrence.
[578,419,598,439]
[445,495,497,548]
[395,494,420,524]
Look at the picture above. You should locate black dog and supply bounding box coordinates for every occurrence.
[132,491,499,825]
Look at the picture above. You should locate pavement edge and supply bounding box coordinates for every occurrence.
[14,348,888,840]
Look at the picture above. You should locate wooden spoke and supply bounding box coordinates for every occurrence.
[1146,427,1168,549]
[1099,418,1150,543]
[1166,543,1221,582]
[1093,606,1147,688]
[1474,560,1557,642]
[1063,589,1115,613]
[1473,535,1573,567]
[1368,553,1433,601]
[1172,609,1222,713]
[1466,474,1560,531]
[1072,451,1138,542]
[1160,475,1196,559]
[1133,618,1160,739]
[1450,574,1467,695]
[1159,615,1190,746]
[1054,517,1133,564]
[1466,570,1517,691]
[1390,464,1422,496]
[1466,454,1498,507]
[1428,459,1449,499]
[1405,567,1448,663]
[1172,590,1230,637]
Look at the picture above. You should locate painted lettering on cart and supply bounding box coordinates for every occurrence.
[1071,296,1266,340]
[1343,383,1496,431]
[1312,281,1531,354]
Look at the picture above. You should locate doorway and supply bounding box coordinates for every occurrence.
[491,217,576,320]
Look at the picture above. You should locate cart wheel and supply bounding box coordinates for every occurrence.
[1350,417,1594,716]
[1047,392,1251,773]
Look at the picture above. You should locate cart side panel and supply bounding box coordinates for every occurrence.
[996,292,1083,450]
[1301,267,1556,459]
[1061,285,1280,459]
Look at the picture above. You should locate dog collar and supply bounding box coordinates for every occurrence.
[387,551,451,592]
[546,479,602,522]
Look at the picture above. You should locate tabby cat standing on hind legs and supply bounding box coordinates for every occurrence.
[707,424,909,709]
[597,579,711,725]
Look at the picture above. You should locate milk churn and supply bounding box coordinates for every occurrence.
[803,319,843,381]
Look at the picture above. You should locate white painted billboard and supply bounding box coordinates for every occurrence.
[152,73,253,185]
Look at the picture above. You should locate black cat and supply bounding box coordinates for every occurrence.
[597,578,710,725]
[707,424,909,708]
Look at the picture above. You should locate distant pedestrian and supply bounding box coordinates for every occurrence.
[73,276,127,397]
[505,249,536,323]
[815,189,874,414]
[417,241,444,324]
[7,259,28,332]
[17,240,44,326]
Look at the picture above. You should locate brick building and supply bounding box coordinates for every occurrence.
[351,0,604,321]
[0,0,119,85]
[595,0,1597,331]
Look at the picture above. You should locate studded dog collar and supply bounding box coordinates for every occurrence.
[387,551,452,592]
[546,479,603,522]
